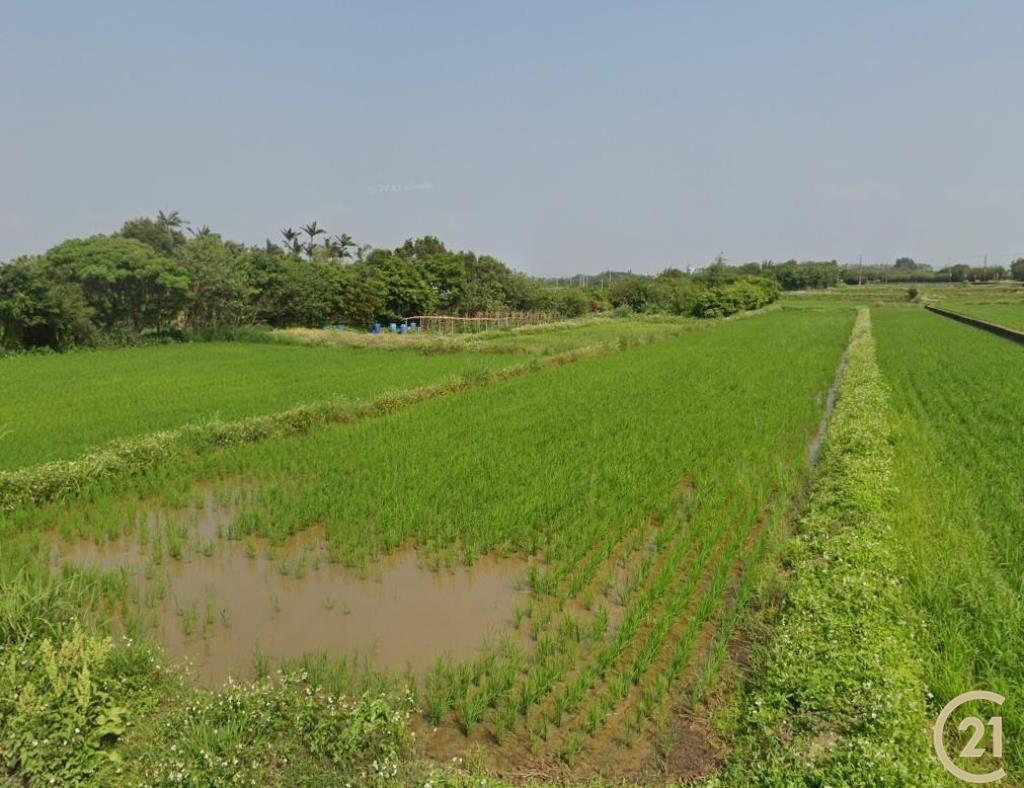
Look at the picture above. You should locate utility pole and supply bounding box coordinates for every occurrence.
[858,256,863,286]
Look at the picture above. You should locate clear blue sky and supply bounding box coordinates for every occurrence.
[2,1,1022,274]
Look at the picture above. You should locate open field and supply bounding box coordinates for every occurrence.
[1,309,855,784]
[712,309,946,785]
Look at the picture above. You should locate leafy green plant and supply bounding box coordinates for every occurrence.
[0,627,130,785]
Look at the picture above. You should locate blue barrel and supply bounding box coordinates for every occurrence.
[389,323,397,332]
[399,324,407,334]
[410,321,418,330]
[372,323,381,334]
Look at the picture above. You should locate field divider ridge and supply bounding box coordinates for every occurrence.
[707,307,944,786]
[924,303,1024,344]
[0,345,614,511]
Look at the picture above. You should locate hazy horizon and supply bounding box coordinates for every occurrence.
[3,1,1023,275]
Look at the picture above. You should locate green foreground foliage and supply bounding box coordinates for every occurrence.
[0,572,414,786]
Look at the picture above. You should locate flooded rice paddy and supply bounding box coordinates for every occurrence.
[48,491,527,686]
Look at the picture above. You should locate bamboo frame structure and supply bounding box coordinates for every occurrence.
[406,311,558,334]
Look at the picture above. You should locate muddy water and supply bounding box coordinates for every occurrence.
[809,352,846,467]
[49,496,527,687]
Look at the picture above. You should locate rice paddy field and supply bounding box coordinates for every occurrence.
[2,302,1022,785]
[932,300,1024,331]
[875,309,1024,769]
[0,343,514,470]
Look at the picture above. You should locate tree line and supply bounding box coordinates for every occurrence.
[28,214,1019,351]
[0,215,793,351]
[0,215,605,351]
[837,256,1024,284]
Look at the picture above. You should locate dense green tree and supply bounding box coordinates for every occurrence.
[370,252,439,320]
[0,259,94,349]
[44,236,190,332]
[119,213,188,256]
[608,277,654,311]
[395,236,447,260]
[699,256,734,286]
[1010,258,1024,281]
[765,260,840,289]
[178,234,253,329]
[652,276,701,314]
[2,221,785,347]
[948,264,971,282]
[340,268,387,327]
[551,287,591,317]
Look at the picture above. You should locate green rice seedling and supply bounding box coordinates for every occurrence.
[181,603,197,637]
[457,687,487,735]
[560,731,582,765]
[584,703,603,736]
[252,648,269,681]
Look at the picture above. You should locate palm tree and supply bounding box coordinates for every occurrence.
[301,221,326,257]
[187,224,212,238]
[329,233,355,260]
[281,227,302,255]
[157,210,188,252]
